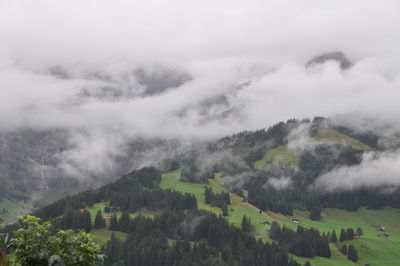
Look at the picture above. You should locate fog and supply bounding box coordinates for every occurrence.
[1,0,400,188]
[314,152,400,191]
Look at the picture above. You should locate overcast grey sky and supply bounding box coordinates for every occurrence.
[1,0,400,138]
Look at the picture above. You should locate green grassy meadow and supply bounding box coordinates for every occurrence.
[253,145,299,170]
[253,129,373,170]
[160,170,280,241]
[279,208,400,265]
[0,199,30,225]
[91,229,127,245]
[314,130,374,152]
[160,170,400,266]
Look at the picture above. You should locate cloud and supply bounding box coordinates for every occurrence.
[313,152,400,191]
[0,0,400,138]
[266,177,293,190]
[1,0,400,189]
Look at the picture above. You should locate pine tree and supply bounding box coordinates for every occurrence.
[347,244,358,262]
[225,192,231,205]
[345,228,355,240]
[356,227,363,238]
[241,215,252,232]
[94,210,106,229]
[309,207,322,221]
[82,210,92,232]
[118,212,131,232]
[204,187,211,204]
[269,221,281,240]
[222,204,229,216]
[339,229,346,242]
[339,245,347,255]
[330,230,337,243]
[109,214,118,230]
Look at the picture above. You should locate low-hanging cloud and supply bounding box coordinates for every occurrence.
[1,0,400,190]
[313,152,400,191]
[266,177,293,190]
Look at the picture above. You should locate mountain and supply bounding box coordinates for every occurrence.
[0,129,193,223]
[3,117,400,265]
[306,51,353,70]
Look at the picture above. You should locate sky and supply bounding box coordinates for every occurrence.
[0,0,400,139]
[1,0,400,188]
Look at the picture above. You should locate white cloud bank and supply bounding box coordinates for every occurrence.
[1,0,400,187]
[0,0,399,139]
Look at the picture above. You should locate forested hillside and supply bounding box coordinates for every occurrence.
[2,118,400,265]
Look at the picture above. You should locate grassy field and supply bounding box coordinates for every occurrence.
[253,145,299,170]
[160,170,400,266]
[282,208,400,266]
[91,229,127,245]
[161,171,288,241]
[0,199,29,225]
[84,202,155,245]
[253,129,374,170]
[314,129,374,152]
[86,202,156,222]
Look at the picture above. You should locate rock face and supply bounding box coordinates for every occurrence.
[306,51,353,70]
[0,129,191,213]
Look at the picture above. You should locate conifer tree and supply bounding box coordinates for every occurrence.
[222,204,229,216]
[94,210,106,229]
[345,228,355,240]
[269,221,281,240]
[118,212,131,232]
[109,214,118,231]
[339,245,348,255]
[309,207,322,221]
[82,210,92,232]
[339,229,346,242]
[204,187,212,204]
[356,227,363,238]
[347,244,358,262]
[241,215,252,232]
[330,230,337,243]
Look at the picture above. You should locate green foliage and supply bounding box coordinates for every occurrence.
[0,215,9,266]
[7,215,103,266]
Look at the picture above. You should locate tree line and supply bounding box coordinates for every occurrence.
[269,222,331,258]
[103,210,302,266]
